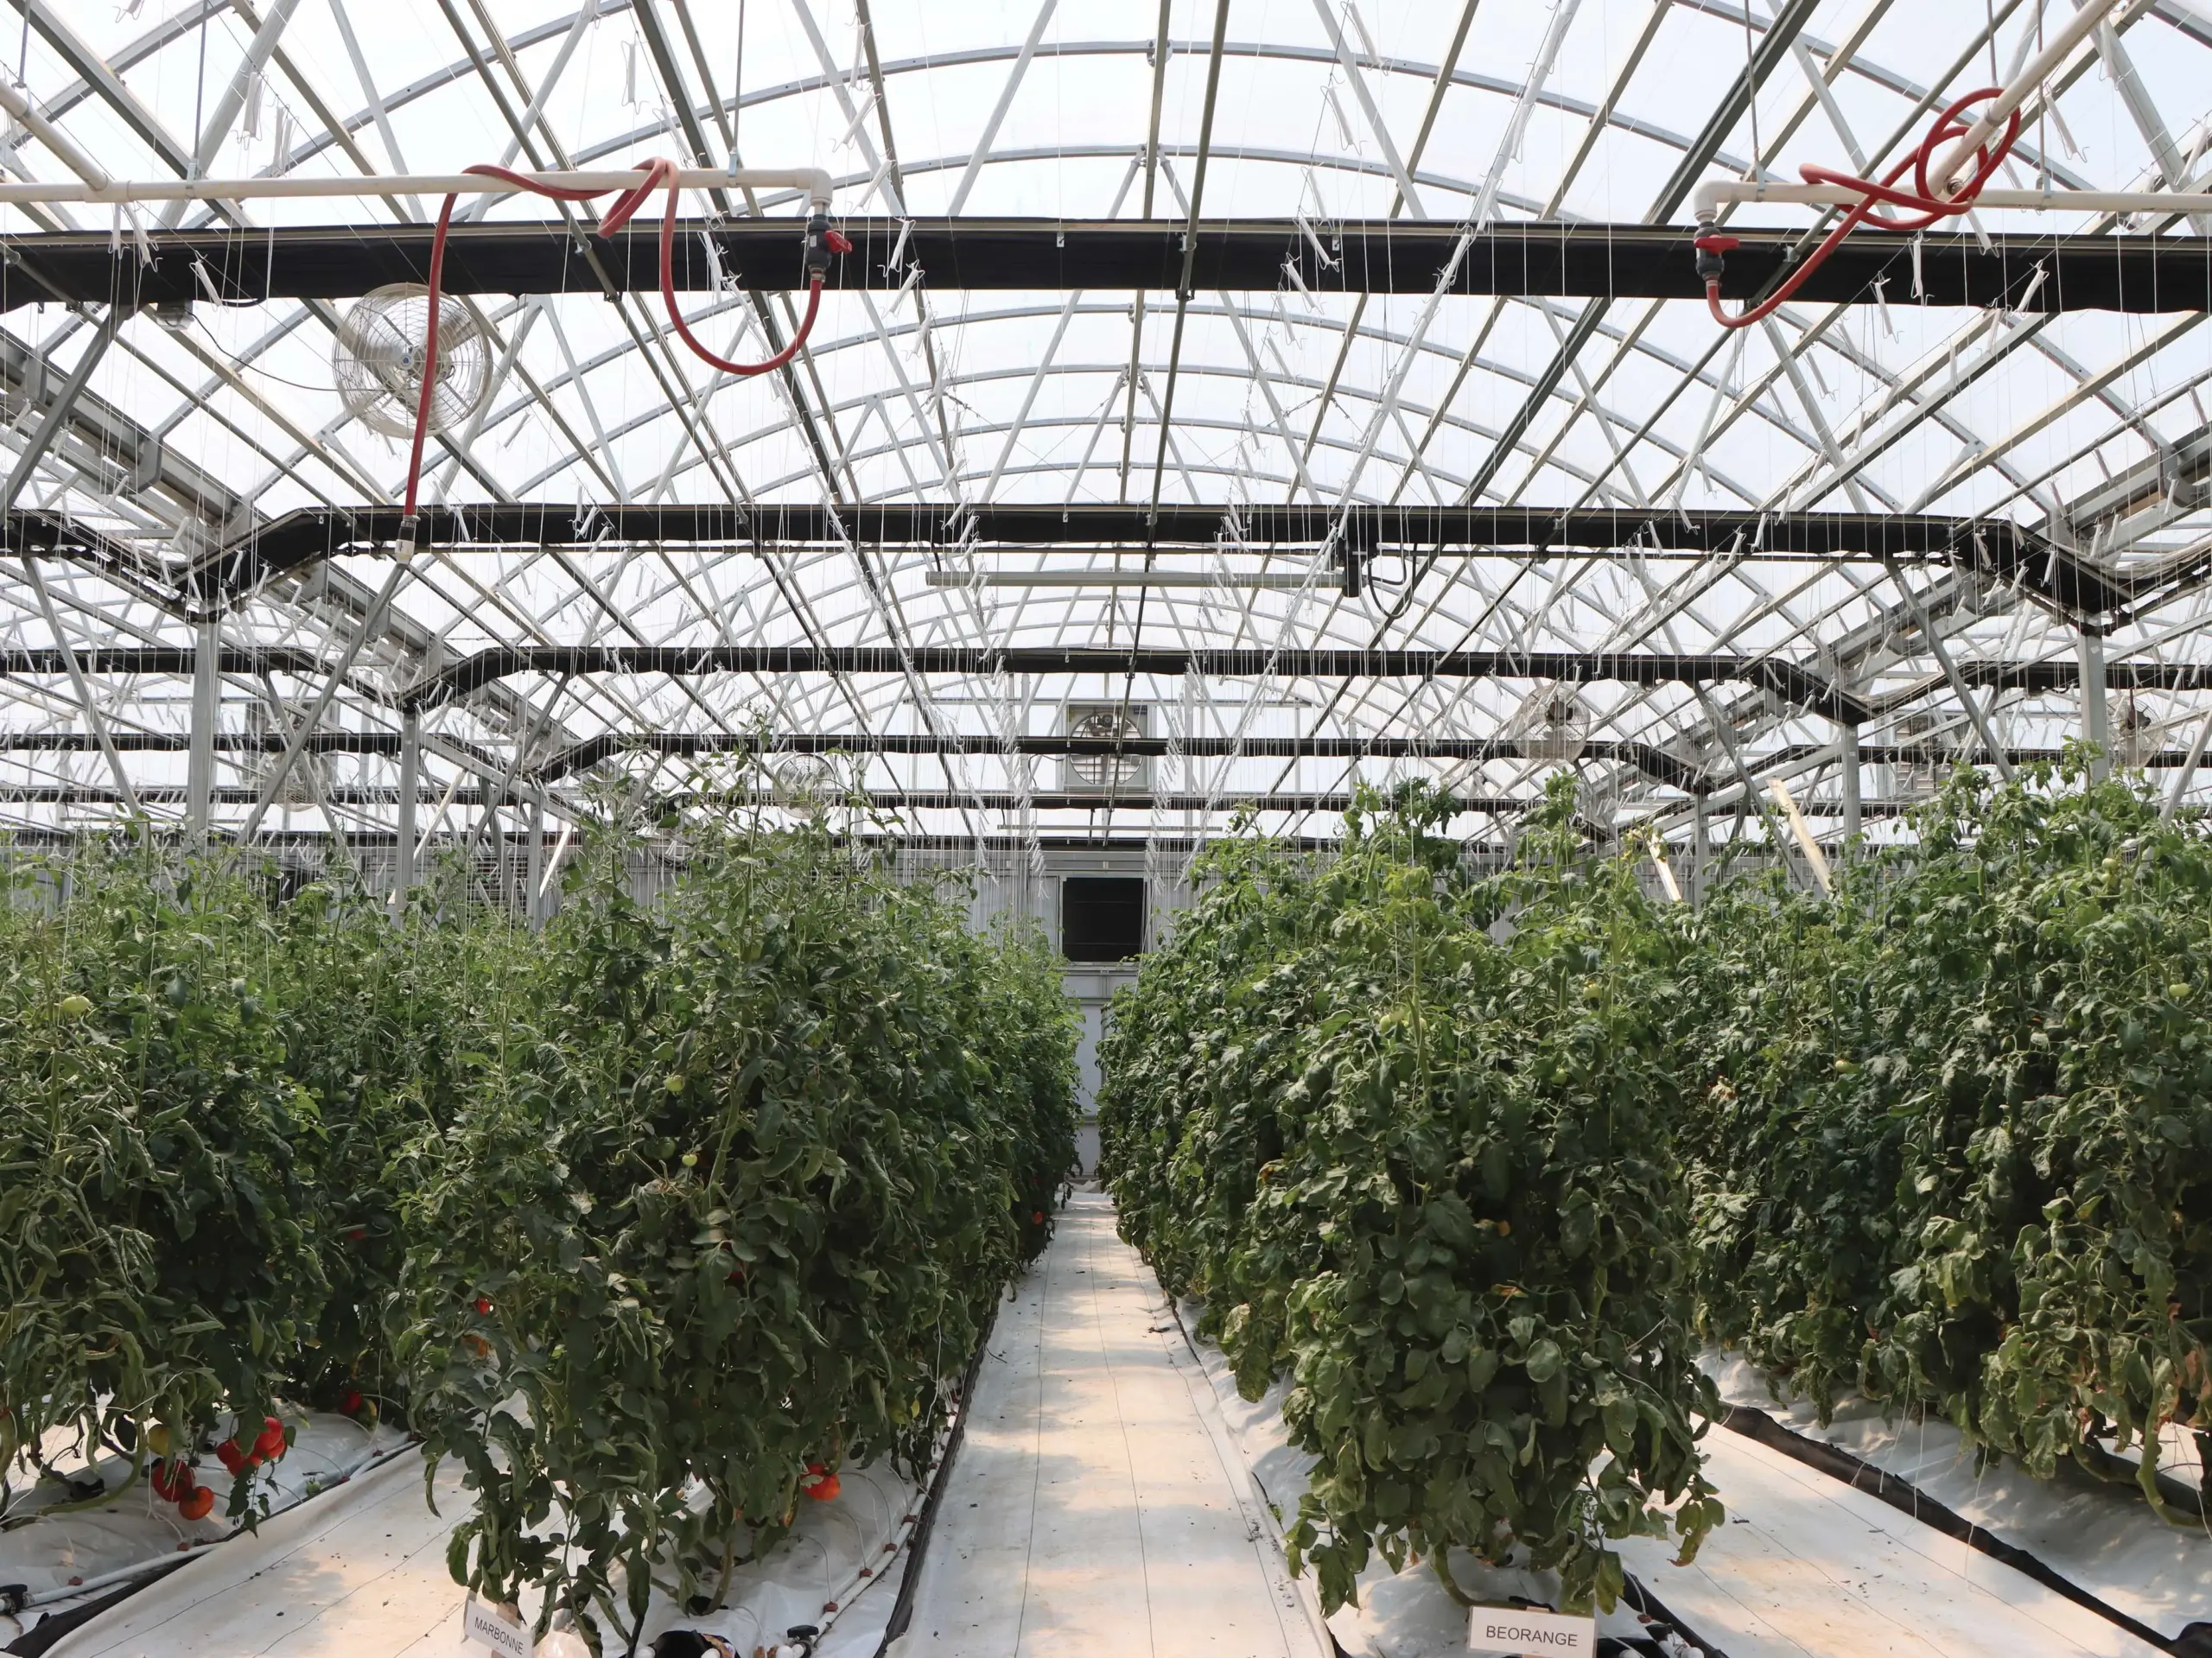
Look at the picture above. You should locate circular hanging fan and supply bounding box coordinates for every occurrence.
[1513,686,1590,763]
[769,753,841,819]
[1068,708,1144,789]
[332,283,493,439]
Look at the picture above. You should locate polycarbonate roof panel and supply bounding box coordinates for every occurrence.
[0,0,2207,848]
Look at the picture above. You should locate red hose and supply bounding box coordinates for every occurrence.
[396,160,843,547]
[1703,88,2022,331]
[401,189,459,531]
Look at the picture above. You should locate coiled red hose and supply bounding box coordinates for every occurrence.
[398,160,848,546]
[1700,88,2023,331]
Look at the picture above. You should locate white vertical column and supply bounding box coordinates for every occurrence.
[391,708,419,914]
[1690,792,1709,906]
[2078,629,2110,779]
[525,795,545,930]
[1840,721,1861,851]
[188,613,219,837]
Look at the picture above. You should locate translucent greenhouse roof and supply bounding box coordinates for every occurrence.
[0,0,2209,853]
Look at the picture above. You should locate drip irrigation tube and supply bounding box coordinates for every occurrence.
[1695,87,2020,330]
[1688,2,2212,327]
[381,161,846,552]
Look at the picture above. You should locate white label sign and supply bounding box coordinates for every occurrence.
[462,1596,534,1658]
[1467,1604,1598,1655]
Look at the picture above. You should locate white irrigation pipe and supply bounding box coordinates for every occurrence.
[1694,180,2212,218]
[1694,1,2194,223]
[1926,0,2119,194]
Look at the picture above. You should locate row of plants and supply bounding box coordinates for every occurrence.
[0,846,486,1527]
[0,823,1079,1655]
[1675,761,2211,1519]
[1096,760,2211,1617]
[396,826,1078,1644]
[1099,780,1721,1617]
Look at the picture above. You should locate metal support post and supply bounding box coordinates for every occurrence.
[525,794,545,930]
[188,613,219,836]
[2078,628,2110,778]
[391,707,419,914]
[1691,792,1709,906]
[240,558,407,841]
[1840,721,1861,850]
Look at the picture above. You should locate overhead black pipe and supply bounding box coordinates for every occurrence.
[3,220,2199,313]
[10,502,2129,616]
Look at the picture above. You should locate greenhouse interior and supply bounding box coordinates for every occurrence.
[1,1,2209,1655]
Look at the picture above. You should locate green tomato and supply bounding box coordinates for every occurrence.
[57,994,92,1018]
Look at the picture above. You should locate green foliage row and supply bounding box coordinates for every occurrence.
[397,826,1079,1648]
[1675,761,2212,1516]
[1101,760,2212,1630]
[0,847,495,1521]
[0,828,1078,1648]
[1098,781,1719,1616]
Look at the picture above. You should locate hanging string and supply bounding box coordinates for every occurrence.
[1740,0,1761,177]
[733,0,747,160]
[192,16,208,162]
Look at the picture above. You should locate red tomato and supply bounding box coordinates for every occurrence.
[254,1418,287,1460]
[474,1296,493,1315]
[178,1486,215,1521]
[149,1460,181,1502]
[215,1441,245,1475]
[340,1391,364,1414]
[1033,1211,1045,1224]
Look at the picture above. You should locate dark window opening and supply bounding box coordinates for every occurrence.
[1062,877,1145,962]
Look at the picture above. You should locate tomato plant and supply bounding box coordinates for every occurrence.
[0,845,327,1521]
[1101,781,1719,1616]
[266,867,528,1413]
[1677,759,2212,1514]
[397,823,1077,1653]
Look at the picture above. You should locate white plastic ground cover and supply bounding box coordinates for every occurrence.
[1610,1423,2165,1658]
[888,1195,1326,1658]
[0,1408,408,1649]
[1171,1298,2177,1658]
[19,1423,930,1658]
[1706,1350,2212,1644]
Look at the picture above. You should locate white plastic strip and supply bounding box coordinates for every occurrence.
[0,167,833,210]
[1693,180,2212,218]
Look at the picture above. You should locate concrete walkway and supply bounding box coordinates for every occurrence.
[891,1191,1326,1658]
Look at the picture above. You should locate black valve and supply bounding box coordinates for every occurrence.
[804,214,852,283]
[1694,232,1738,285]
